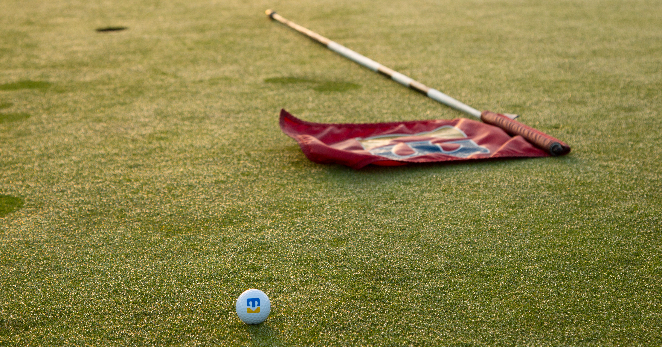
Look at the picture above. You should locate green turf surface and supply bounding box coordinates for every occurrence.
[1,0,661,345]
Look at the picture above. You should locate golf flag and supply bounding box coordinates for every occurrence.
[280,109,569,169]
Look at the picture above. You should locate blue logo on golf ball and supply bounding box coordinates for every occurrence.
[236,289,270,324]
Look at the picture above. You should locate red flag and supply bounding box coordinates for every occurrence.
[280,109,559,169]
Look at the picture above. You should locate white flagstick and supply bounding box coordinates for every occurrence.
[266,9,483,119]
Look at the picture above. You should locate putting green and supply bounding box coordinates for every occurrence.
[1,0,660,345]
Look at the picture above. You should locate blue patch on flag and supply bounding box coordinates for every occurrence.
[370,139,490,160]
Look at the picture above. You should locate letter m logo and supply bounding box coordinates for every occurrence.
[246,298,261,313]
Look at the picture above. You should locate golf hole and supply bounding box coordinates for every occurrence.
[96,26,128,33]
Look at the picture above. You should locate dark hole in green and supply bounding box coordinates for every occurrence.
[96,26,128,32]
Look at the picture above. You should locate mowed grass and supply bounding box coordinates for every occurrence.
[1,0,661,345]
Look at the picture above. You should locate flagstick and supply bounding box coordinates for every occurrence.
[266,9,482,119]
[266,10,570,156]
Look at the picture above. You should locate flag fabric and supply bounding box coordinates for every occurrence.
[279,109,561,169]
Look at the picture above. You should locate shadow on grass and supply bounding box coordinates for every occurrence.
[0,195,24,217]
[327,155,571,173]
[265,77,360,93]
[0,101,31,123]
[0,113,31,123]
[0,80,51,91]
[245,323,283,346]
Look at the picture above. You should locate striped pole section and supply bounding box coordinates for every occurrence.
[266,10,571,156]
[266,9,482,119]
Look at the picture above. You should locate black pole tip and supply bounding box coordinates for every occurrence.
[549,143,564,156]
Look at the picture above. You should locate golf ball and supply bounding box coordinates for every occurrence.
[236,289,271,324]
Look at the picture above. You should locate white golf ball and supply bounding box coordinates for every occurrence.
[236,289,271,324]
